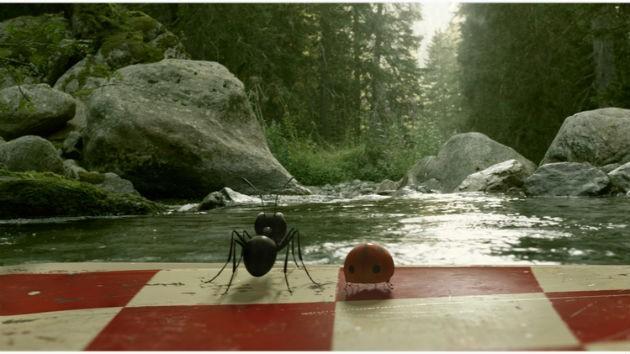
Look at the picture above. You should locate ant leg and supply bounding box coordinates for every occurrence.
[206,230,240,283]
[294,229,320,286]
[243,230,253,239]
[283,240,292,294]
[223,248,243,295]
[290,232,300,269]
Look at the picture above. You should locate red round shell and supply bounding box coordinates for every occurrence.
[343,242,395,284]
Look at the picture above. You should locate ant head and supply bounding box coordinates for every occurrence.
[255,212,287,244]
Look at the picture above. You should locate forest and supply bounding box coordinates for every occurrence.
[2,3,630,186]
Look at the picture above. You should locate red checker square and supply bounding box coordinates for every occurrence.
[336,266,543,301]
[0,270,158,315]
[87,302,335,350]
[547,289,630,344]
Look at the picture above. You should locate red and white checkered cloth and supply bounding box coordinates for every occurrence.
[1,263,629,350]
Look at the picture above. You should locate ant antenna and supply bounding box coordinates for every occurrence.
[273,177,295,213]
[241,177,265,208]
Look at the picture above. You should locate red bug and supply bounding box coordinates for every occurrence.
[343,242,395,291]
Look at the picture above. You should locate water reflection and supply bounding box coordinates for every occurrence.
[1,193,629,266]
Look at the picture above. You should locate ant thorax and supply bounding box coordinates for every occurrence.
[254,212,287,245]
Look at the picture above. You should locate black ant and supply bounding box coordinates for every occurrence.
[206,177,320,294]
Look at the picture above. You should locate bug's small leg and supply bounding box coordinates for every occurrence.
[294,230,320,286]
[223,247,243,295]
[283,240,292,294]
[205,231,238,283]
[387,281,394,289]
[290,233,300,269]
[243,230,253,239]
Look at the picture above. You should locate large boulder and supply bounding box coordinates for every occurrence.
[400,132,536,192]
[0,135,64,174]
[541,108,630,166]
[0,84,76,139]
[0,14,86,89]
[0,169,162,218]
[83,59,303,199]
[457,159,531,193]
[524,162,610,196]
[608,162,630,193]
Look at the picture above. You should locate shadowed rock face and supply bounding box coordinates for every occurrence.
[524,162,610,196]
[608,162,630,193]
[83,59,303,199]
[401,132,536,192]
[541,108,630,167]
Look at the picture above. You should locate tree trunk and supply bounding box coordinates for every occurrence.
[591,5,617,106]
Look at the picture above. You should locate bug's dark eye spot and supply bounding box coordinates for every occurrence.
[348,265,355,273]
[372,265,381,273]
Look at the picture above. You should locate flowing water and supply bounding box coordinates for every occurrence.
[1,192,630,266]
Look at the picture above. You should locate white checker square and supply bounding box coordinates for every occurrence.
[332,293,580,350]
[0,307,121,350]
[532,265,630,292]
[127,265,339,307]
[586,340,630,351]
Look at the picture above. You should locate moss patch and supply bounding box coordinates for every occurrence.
[0,168,164,218]
[71,4,187,70]
[0,14,88,86]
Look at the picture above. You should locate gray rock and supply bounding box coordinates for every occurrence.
[53,55,110,97]
[61,131,83,160]
[47,100,89,146]
[62,159,87,179]
[376,179,399,195]
[541,108,630,166]
[524,162,610,196]
[0,84,76,140]
[0,135,64,174]
[457,159,532,193]
[177,203,199,212]
[198,187,261,210]
[83,59,302,199]
[96,172,140,195]
[601,163,621,174]
[401,133,536,192]
[608,162,630,193]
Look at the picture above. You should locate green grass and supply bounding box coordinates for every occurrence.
[265,120,443,186]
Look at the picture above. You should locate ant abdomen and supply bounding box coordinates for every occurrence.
[243,236,277,276]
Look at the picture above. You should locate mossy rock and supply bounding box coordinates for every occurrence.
[0,14,90,89]
[77,170,105,184]
[53,54,112,96]
[0,168,164,218]
[71,4,189,71]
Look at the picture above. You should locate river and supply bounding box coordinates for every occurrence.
[1,192,629,266]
